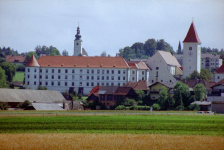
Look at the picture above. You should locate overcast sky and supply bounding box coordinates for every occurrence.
[0,0,223,56]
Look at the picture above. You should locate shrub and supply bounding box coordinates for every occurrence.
[72,89,77,97]
[189,103,200,111]
[152,103,161,110]
[17,100,31,108]
[16,64,25,71]
[0,102,8,110]
[115,105,126,110]
[78,94,83,100]
[129,106,151,110]
[175,105,185,111]
[37,86,47,90]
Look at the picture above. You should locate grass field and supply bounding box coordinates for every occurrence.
[1,133,224,150]
[0,115,223,136]
[13,71,24,82]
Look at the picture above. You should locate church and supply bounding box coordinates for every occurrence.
[25,22,201,95]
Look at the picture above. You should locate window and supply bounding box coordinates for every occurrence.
[72,75,74,79]
[79,82,82,86]
[107,70,109,74]
[34,81,36,85]
[132,71,135,74]
[52,69,54,73]
[152,95,155,99]
[142,77,144,80]
[170,80,172,82]
[65,69,68,73]
[156,67,159,70]
[86,82,89,86]
[112,70,114,74]
[97,70,100,74]
[189,47,192,50]
[123,70,125,74]
[161,80,163,82]
[111,76,114,80]
[111,83,114,86]
[45,82,48,85]
[159,89,161,92]
[34,75,36,78]
[46,69,48,73]
[91,70,94,74]
[152,80,154,83]
[102,76,104,80]
[102,82,104,86]
[106,83,109,86]
[123,77,125,80]
[189,66,191,69]
[118,70,121,74]
[58,69,61,73]
[58,82,60,86]
[102,70,104,74]
[40,82,42,85]
[100,95,105,101]
[156,71,158,77]
[118,77,120,80]
[87,69,89,74]
[28,68,30,72]
[107,76,109,80]
[97,83,100,86]
[65,82,67,86]
[118,83,120,86]
[107,95,113,101]
[52,75,54,79]
[28,75,30,78]
[40,75,42,79]
[34,69,36,72]
[46,75,48,79]
[132,77,135,81]
[52,82,54,86]
[142,71,144,75]
[27,81,29,85]
[153,89,156,92]
[58,75,60,79]
[72,69,75,73]
[87,76,89,80]
[218,76,220,79]
[91,76,94,80]
[40,69,42,73]
[65,75,68,79]
[80,76,82,80]
[72,82,74,86]
[91,82,94,86]
[77,43,78,45]
[123,83,125,86]
[97,76,100,80]
[80,69,82,73]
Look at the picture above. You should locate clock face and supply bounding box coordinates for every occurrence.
[188,52,193,56]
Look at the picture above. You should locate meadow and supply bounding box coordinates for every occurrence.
[0,114,223,136]
[13,71,24,82]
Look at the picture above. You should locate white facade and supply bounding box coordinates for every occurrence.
[129,69,149,82]
[25,67,40,90]
[183,43,201,77]
[214,73,224,82]
[201,58,222,70]
[74,26,83,56]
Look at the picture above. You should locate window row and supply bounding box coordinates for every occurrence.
[132,70,145,75]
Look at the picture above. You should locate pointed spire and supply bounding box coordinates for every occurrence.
[25,55,40,67]
[183,22,201,43]
[75,24,82,40]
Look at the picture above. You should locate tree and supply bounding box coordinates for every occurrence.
[0,102,8,110]
[177,41,182,54]
[100,51,107,57]
[25,51,38,62]
[131,42,144,53]
[17,100,31,108]
[173,82,190,108]
[189,70,200,79]
[0,67,7,88]
[143,38,157,56]
[166,94,175,110]
[50,49,61,56]
[158,86,168,109]
[193,84,206,101]
[200,69,213,82]
[156,39,175,54]
[62,49,69,56]
[0,62,16,82]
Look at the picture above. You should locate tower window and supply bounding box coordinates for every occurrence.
[77,43,79,45]
[189,47,192,50]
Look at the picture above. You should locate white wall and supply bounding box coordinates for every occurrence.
[214,73,224,82]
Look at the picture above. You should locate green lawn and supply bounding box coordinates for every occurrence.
[0,115,223,136]
[13,71,25,82]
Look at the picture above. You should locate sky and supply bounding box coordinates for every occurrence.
[0,0,224,56]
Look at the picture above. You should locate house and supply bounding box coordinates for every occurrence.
[6,55,26,65]
[87,86,136,108]
[0,89,65,108]
[175,53,222,70]
[190,101,211,111]
[122,80,151,94]
[213,64,224,82]
[148,82,174,100]
[145,50,183,85]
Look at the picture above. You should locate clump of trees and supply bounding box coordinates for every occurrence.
[17,100,31,108]
[183,69,213,82]
[0,102,8,110]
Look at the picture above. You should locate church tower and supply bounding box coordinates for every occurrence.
[74,26,83,56]
[182,22,201,78]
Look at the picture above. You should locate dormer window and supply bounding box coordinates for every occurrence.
[189,47,192,50]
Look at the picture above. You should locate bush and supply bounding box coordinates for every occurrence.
[129,106,151,110]
[189,103,200,111]
[17,100,31,108]
[37,86,47,90]
[16,64,25,71]
[9,82,14,89]
[152,103,161,110]
[115,105,126,110]
[0,102,8,110]
[175,105,185,111]
[78,94,83,100]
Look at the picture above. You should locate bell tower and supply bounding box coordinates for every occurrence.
[74,25,82,56]
[182,21,201,78]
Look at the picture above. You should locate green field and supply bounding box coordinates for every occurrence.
[0,115,223,136]
[13,71,24,82]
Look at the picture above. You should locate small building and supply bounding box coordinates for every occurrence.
[148,82,174,100]
[122,80,151,94]
[190,101,211,111]
[6,55,26,65]
[214,64,224,82]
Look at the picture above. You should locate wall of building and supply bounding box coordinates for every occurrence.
[214,73,224,82]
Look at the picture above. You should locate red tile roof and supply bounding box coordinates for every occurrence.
[184,79,214,90]
[210,78,224,88]
[37,56,130,68]
[128,63,138,69]
[25,55,40,67]
[136,61,150,69]
[214,64,224,74]
[6,55,26,63]
[114,87,134,95]
[88,86,101,96]
[123,80,151,91]
[183,22,201,43]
